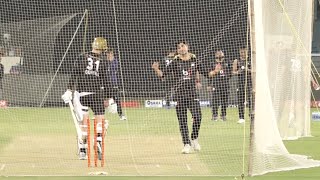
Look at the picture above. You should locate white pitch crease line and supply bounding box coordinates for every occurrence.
[0,164,5,171]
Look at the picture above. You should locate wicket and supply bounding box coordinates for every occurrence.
[87,118,105,167]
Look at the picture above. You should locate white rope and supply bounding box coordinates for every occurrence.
[112,0,141,175]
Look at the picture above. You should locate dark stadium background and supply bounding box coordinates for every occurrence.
[0,0,249,106]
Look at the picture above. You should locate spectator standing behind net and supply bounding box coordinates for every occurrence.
[208,50,232,121]
[105,48,127,121]
[232,47,254,124]
[152,41,202,154]
[0,52,4,100]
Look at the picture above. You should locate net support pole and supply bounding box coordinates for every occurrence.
[248,0,256,176]
[82,9,89,54]
[39,9,88,107]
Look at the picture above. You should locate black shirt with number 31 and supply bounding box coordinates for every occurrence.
[68,52,109,95]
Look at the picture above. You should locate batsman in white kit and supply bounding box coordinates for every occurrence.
[61,37,117,161]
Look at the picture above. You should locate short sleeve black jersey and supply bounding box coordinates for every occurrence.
[68,52,109,94]
[210,60,232,86]
[236,59,252,87]
[163,54,198,91]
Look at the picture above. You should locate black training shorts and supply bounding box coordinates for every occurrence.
[80,92,105,115]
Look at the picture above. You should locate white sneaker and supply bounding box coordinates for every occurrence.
[191,139,201,151]
[181,144,191,154]
[237,119,245,124]
[120,115,127,121]
[79,152,87,160]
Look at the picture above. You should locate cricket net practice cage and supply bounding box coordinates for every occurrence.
[0,0,319,176]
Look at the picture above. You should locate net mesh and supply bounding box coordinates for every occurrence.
[0,0,318,177]
[250,0,320,175]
